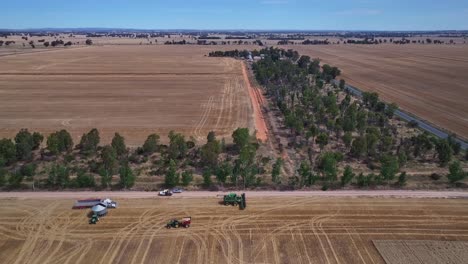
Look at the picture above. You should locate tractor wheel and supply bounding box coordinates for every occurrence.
[166,225,170,229]
[175,224,179,228]
[186,224,190,228]
[224,202,228,206]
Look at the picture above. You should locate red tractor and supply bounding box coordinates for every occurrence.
[166,217,191,229]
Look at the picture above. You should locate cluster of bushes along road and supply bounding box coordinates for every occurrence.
[0,127,267,191]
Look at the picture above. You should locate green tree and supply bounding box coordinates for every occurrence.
[0,139,16,166]
[48,164,69,188]
[79,128,100,154]
[32,132,44,150]
[201,132,221,168]
[168,131,187,159]
[15,129,34,161]
[380,154,400,183]
[398,172,407,187]
[271,158,283,184]
[319,153,338,183]
[47,130,73,155]
[436,139,453,167]
[297,161,311,186]
[297,55,311,69]
[215,162,232,185]
[207,131,216,143]
[165,159,178,188]
[76,172,95,188]
[316,133,329,150]
[101,145,118,176]
[232,128,250,151]
[8,171,24,188]
[112,133,127,157]
[119,162,135,189]
[341,165,355,187]
[20,163,36,178]
[143,134,160,154]
[385,103,399,118]
[181,170,193,186]
[447,161,466,184]
[203,169,212,188]
[350,136,367,158]
[356,110,368,133]
[343,132,353,148]
[339,79,346,90]
[0,168,7,187]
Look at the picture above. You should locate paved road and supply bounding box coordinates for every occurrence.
[1,190,467,199]
[337,81,468,150]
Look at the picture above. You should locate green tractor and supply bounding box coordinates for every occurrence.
[223,193,246,210]
[89,213,99,224]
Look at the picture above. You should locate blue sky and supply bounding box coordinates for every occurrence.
[2,0,468,30]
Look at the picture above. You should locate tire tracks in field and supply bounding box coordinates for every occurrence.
[193,96,214,141]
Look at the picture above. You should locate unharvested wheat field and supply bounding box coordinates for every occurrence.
[0,45,253,145]
[291,45,468,139]
[1,196,468,264]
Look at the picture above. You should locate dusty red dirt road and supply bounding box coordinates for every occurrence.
[241,62,268,142]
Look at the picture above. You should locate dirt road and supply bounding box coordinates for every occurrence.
[1,190,467,199]
[241,62,268,142]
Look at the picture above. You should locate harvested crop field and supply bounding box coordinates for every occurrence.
[373,240,468,264]
[1,195,468,264]
[290,45,468,139]
[0,45,253,145]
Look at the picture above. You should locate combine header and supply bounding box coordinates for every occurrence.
[223,193,246,210]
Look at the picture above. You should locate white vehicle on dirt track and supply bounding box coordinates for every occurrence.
[159,189,173,196]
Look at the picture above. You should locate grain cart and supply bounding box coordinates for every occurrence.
[223,193,246,210]
[166,217,191,228]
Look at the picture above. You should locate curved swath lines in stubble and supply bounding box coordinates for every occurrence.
[104,208,174,264]
[345,228,367,264]
[99,209,154,264]
[193,96,214,141]
[134,208,186,264]
[12,202,60,264]
[227,197,319,263]
[315,209,341,264]
[48,211,97,264]
[33,210,76,264]
[215,77,235,137]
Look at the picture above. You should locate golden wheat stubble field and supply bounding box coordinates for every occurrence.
[0,45,253,145]
[290,44,468,140]
[1,196,468,264]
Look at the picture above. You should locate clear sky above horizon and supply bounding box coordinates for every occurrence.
[2,0,468,30]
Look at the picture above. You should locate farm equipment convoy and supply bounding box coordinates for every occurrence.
[223,193,247,210]
[72,198,118,224]
[166,217,192,229]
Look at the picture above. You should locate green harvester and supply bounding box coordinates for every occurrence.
[89,214,99,224]
[223,193,246,210]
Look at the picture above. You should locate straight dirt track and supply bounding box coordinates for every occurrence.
[290,44,468,139]
[0,45,253,145]
[1,193,468,264]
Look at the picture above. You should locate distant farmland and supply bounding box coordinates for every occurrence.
[291,44,468,140]
[0,46,253,145]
